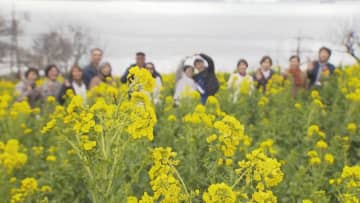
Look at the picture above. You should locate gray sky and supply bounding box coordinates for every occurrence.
[1,0,359,74]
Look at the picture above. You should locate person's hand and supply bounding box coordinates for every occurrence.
[48,81,54,90]
[26,85,32,92]
[64,80,71,87]
[282,67,290,76]
[282,71,288,78]
[255,73,262,81]
[307,61,315,72]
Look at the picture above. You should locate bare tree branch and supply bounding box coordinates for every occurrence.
[331,17,360,64]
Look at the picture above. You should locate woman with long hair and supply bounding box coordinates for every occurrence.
[57,65,87,105]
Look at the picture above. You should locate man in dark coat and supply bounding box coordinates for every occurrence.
[120,52,146,84]
[82,48,103,89]
[307,46,336,87]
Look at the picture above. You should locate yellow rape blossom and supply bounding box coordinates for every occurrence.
[11,177,38,203]
[203,183,236,203]
[46,155,56,162]
[324,153,335,165]
[148,147,186,202]
[83,140,97,151]
[0,139,27,173]
[213,115,251,157]
[127,66,155,92]
[315,140,328,149]
[347,123,357,134]
[237,149,283,189]
[251,190,277,203]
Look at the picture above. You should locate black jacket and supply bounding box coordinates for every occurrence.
[193,53,219,96]
[253,69,275,92]
[57,84,75,105]
[120,64,163,84]
[120,64,138,84]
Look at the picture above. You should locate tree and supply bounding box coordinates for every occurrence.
[0,15,8,35]
[67,24,93,66]
[32,31,73,71]
[0,8,30,77]
[31,24,94,73]
[343,31,360,63]
[332,17,360,64]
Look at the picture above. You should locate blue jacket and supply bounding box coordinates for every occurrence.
[82,63,98,89]
[307,61,335,87]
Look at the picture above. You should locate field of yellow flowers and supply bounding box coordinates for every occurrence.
[0,65,360,203]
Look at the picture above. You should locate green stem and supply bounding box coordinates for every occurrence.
[231,168,249,189]
[170,164,192,203]
[306,105,315,127]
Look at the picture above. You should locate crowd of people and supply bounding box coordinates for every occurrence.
[14,46,336,108]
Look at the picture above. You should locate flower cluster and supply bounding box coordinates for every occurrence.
[266,74,286,96]
[339,65,360,102]
[236,149,284,193]
[127,192,154,203]
[81,135,97,151]
[331,165,360,202]
[202,183,237,203]
[66,95,85,114]
[10,177,51,203]
[0,92,12,117]
[347,122,357,134]
[10,177,38,203]
[183,104,215,127]
[9,101,33,118]
[0,139,27,173]
[310,90,325,109]
[259,139,277,155]
[257,96,269,107]
[212,115,251,157]
[88,83,120,100]
[306,125,334,165]
[148,147,186,203]
[239,77,253,95]
[307,124,326,138]
[127,66,155,92]
[121,92,157,141]
[251,190,277,203]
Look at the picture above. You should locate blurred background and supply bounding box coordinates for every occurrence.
[0,0,359,75]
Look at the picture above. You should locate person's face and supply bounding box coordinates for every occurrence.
[238,63,247,75]
[185,67,194,78]
[195,61,205,72]
[101,65,111,76]
[48,67,59,80]
[27,71,38,81]
[319,50,330,63]
[261,59,271,70]
[91,50,103,65]
[72,68,82,81]
[145,64,154,74]
[136,55,146,67]
[290,58,300,69]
